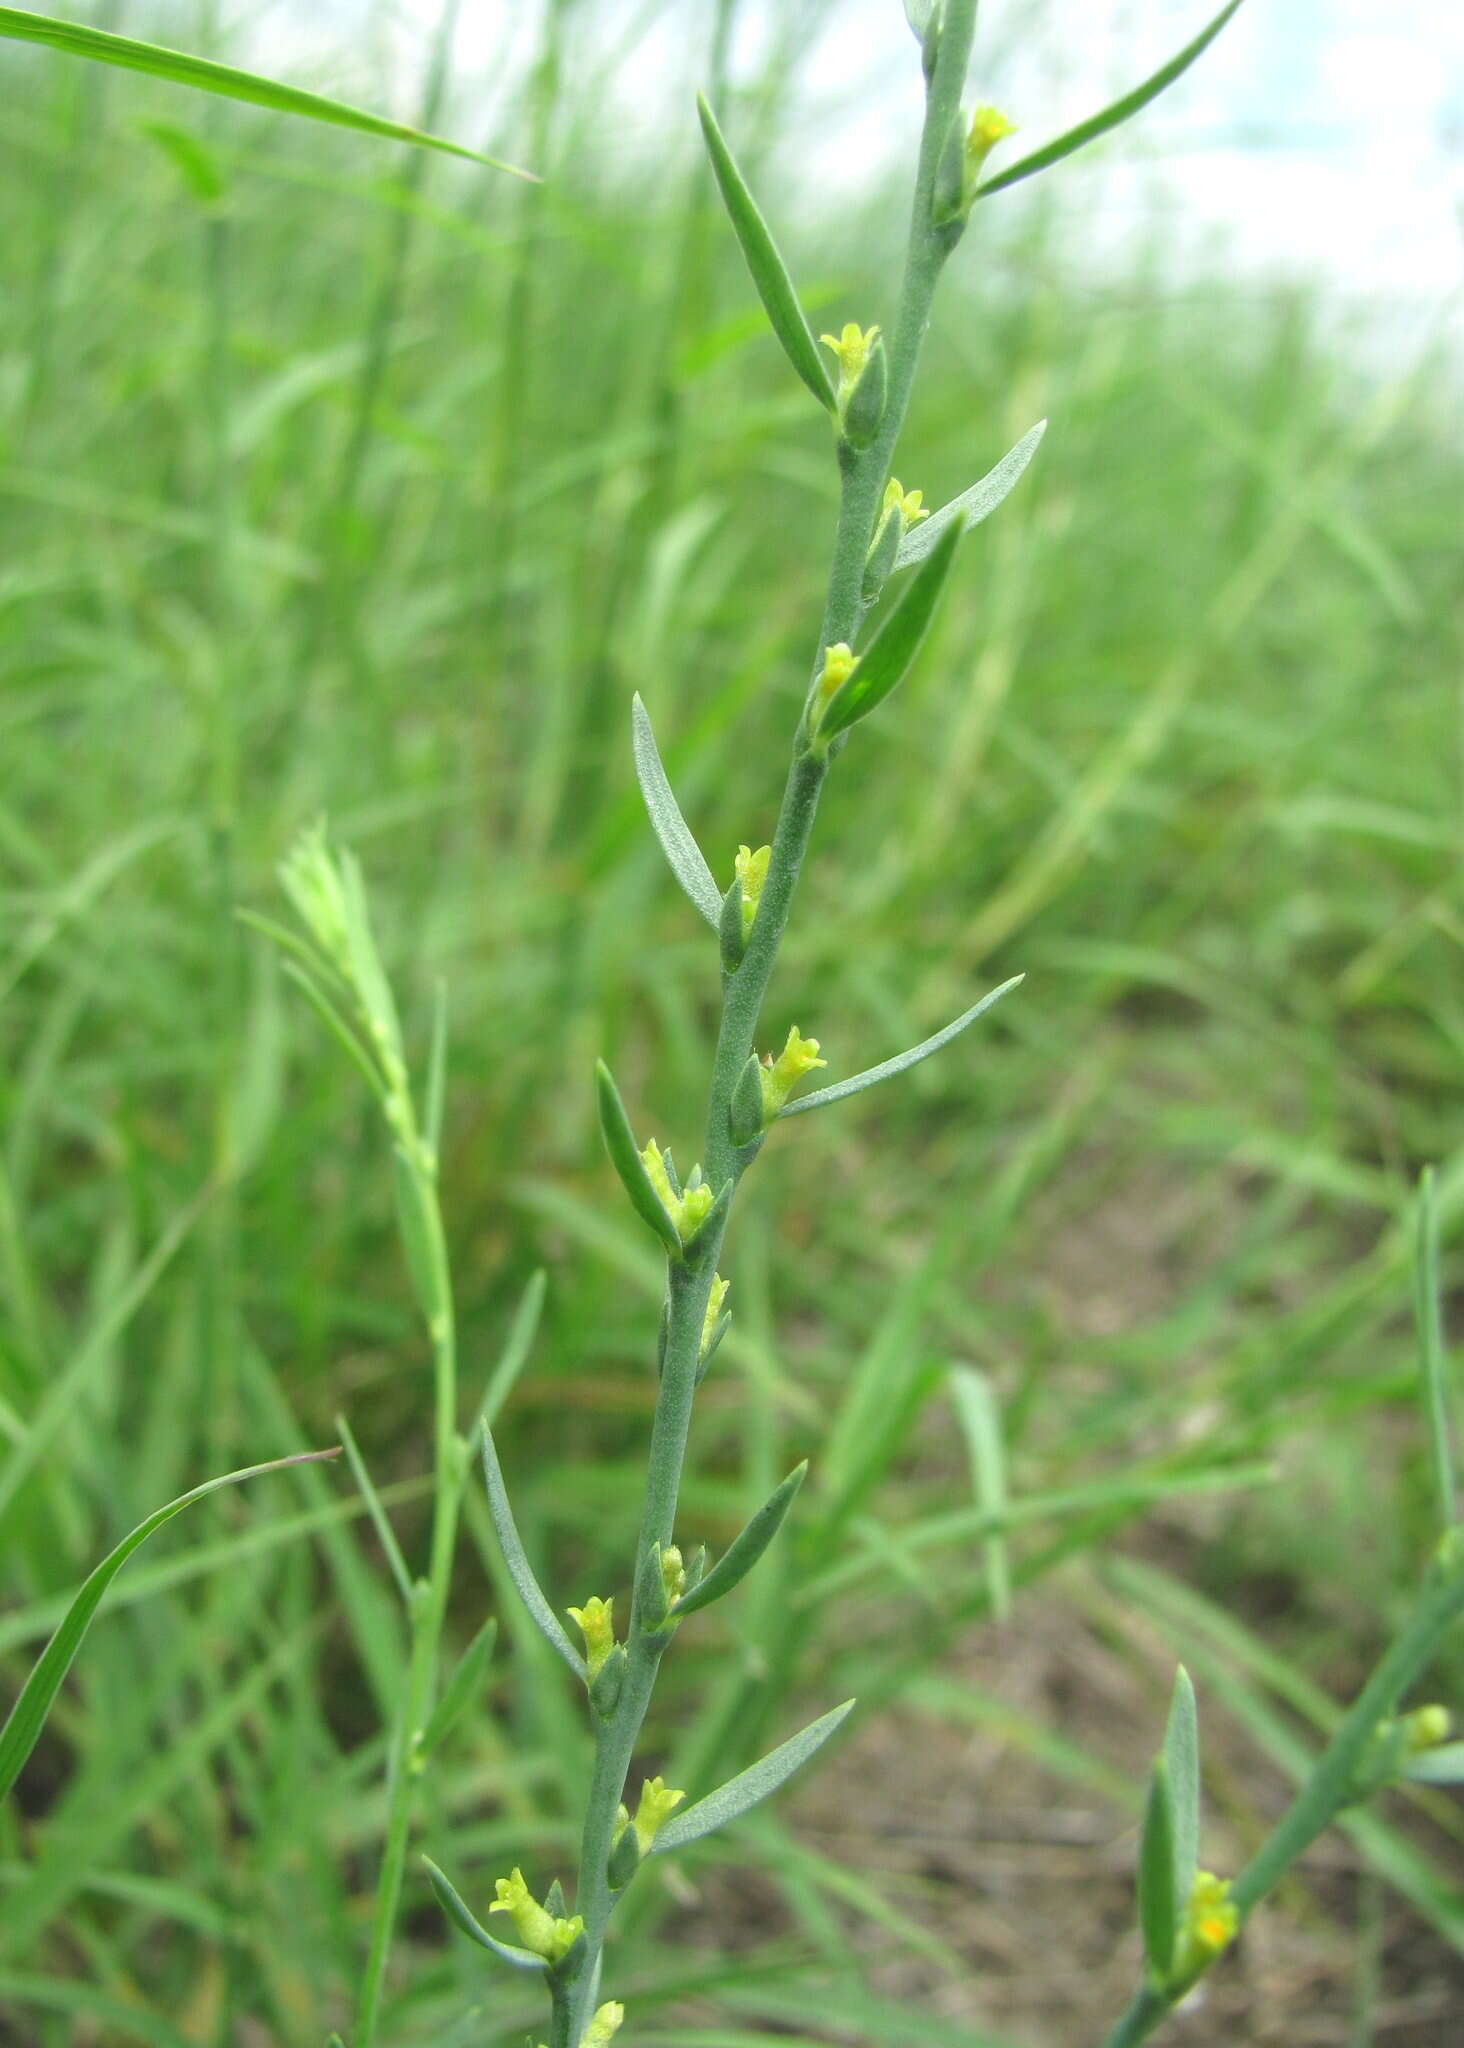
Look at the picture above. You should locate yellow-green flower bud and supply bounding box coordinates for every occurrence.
[760,1027,827,1116]
[639,1140,714,1243]
[1404,1704,1451,1751]
[632,1776,685,1853]
[567,1596,616,1680]
[584,2003,626,2046]
[883,476,928,533]
[819,322,880,413]
[734,843,771,940]
[965,104,1017,186]
[702,1273,730,1356]
[1173,1870,1237,1984]
[488,1868,584,1961]
[678,1181,713,1235]
[660,1544,686,1607]
[812,641,858,724]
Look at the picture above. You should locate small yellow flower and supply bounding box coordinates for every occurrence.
[966,104,1017,180]
[812,641,858,721]
[760,1027,827,1116]
[567,1596,616,1680]
[639,1141,713,1242]
[819,321,880,411]
[735,843,771,940]
[660,1544,687,1606]
[1404,1704,1451,1751]
[488,1868,584,1961]
[631,1776,685,1853]
[678,1181,713,1235]
[1173,1871,1237,1983]
[701,1272,730,1356]
[584,2005,626,2047]
[882,476,929,531]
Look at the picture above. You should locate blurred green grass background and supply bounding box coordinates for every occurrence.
[1,2,1462,2042]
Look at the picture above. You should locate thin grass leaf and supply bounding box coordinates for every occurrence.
[975,0,1247,200]
[0,8,533,175]
[652,1701,855,1853]
[780,976,1022,1118]
[1163,1667,1201,1906]
[894,422,1047,570]
[0,1450,338,1803]
[281,958,384,1102]
[949,1366,1011,1622]
[1137,1757,1178,1979]
[478,1268,547,1428]
[595,1059,683,1257]
[336,1412,412,1605]
[673,1463,807,1618]
[424,978,448,1159]
[421,1856,547,1970]
[479,1422,585,1682]
[813,516,966,745]
[696,93,836,413]
[1414,1167,1458,1529]
[422,1619,497,1756]
[631,693,722,928]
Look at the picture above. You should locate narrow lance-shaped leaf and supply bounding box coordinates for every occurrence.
[949,1366,1011,1622]
[0,1450,340,1803]
[480,1422,586,1682]
[976,0,1247,201]
[651,1700,855,1853]
[630,693,722,928]
[336,1411,412,1605]
[1163,1667,1201,1912]
[779,975,1022,1118]
[0,7,534,175]
[1137,1756,1179,1981]
[421,1856,547,1971]
[421,1619,497,1756]
[813,515,966,745]
[594,1060,683,1258]
[1403,1742,1464,1786]
[894,421,1047,571]
[672,1462,808,1618]
[696,93,836,413]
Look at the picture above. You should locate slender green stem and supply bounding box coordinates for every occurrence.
[355,1173,462,2046]
[551,10,984,2042]
[1095,1534,1464,2048]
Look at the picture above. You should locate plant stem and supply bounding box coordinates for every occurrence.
[553,9,984,2041]
[1095,1534,1464,2048]
[355,1172,462,2046]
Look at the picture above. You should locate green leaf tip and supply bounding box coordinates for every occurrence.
[594,1060,684,1258]
[976,0,1247,202]
[696,91,836,413]
[0,7,537,177]
[630,693,722,928]
[780,975,1022,1118]
[422,1856,549,1972]
[671,1461,808,1618]
[651,1699,855,1853]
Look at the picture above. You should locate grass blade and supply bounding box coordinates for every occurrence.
[976,0,1247,201]
[949,1366,1011,1622]
[478,1268,548,1429]
[336,1411,412,1605]
[780,977,1022,1118]
[0,7,534,176]
[894,422,1046,570]
[696,93,836,413]
[422,1619,497,1756]
[672,1463,807,1618]
[631,692,722,928]
[1414,1168,1458,1530]
[813,515,965,745]
[0,1450,339,1803]
[652,1701,855,1853]
[479,1422,585,1681]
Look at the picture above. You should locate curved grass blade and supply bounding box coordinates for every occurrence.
[479,1422,586,1682]
[949,1366,1011,1622]
[421,1856,547,1971]
[1137,1756,1178,1979]
[1414,1167,1458,1530]
[651,1700,855,1853]
[631,693,722,928]
[0,8,533,176]
[336,1411,412,1605]
[0,1449,339,1803]
[779,976,1022,1118]
[672,1463,807,1618]
[976,0,1246,201]
[696,93,836,413]
[595,1059,683,1258]
[894,422,1046,571]
[814,516,965,745]
[422,1619,498,1757]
